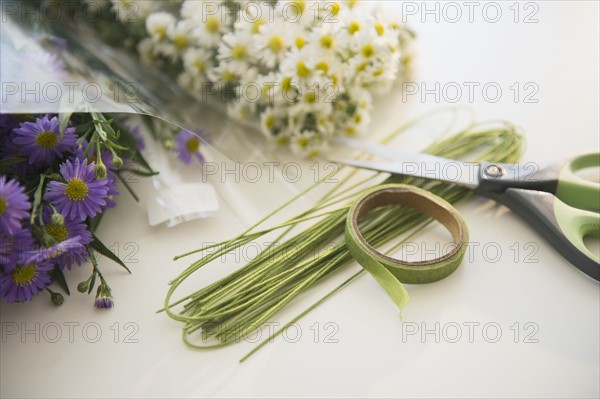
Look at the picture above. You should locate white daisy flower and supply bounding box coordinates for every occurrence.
[146,11,175,42]
[307,22,341,55]
[274,0,318,27]
[259,105,288,139]
[217,31,255,69]
[182,47,214,78]
[234,2,275,35]
[189,3,233,48]
[279,47,328,87]
[208,62,257,88]
[289,130,327,157]
[162,20,195,59]
[254,19,294,68]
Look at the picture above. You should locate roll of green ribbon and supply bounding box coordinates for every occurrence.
[345,184,470,312]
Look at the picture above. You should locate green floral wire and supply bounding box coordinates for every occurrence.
[162,112,524,356]
[176,130,516,346]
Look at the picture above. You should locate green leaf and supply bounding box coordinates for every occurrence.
[30,175,46,225]
[89,234,131,274]
[51,268,71,296]
[58,112,73,138]
[87,273,97,295]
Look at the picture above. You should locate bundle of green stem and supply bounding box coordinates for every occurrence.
[162,116,524,359]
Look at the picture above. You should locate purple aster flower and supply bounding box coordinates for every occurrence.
[12,115,77,166]
[0,228,35,272]
[175,129,205,165]
[104,174,120,209]
[0,257,53,304]
[94,283,114,309]
[44,158,109,221]
[40,208,92,269]
[74,142,120,209]
[0,176,31,236]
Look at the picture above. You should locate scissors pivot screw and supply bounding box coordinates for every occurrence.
[484,164,504,179]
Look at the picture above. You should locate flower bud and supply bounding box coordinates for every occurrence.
[163,138,174,150]
[51,292,64,306]
[112,155,123,168]
[77,280,90,293]
[94,163,107,180]
[51,212,64,226]
[94,283,114,309]
[47,173,62,181]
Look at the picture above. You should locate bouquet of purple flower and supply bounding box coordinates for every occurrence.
[0,112,155,308]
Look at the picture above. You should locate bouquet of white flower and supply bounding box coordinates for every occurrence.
[138,1,410,156]
[121,0,414,156]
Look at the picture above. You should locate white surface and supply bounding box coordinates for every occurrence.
[1,1,599,398]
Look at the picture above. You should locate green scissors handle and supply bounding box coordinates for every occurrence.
[556,153,600,212]
[477,153,600,280]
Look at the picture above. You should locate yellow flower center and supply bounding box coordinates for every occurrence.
[194,60,206,73]
[268,36,285,53]
[375,22,385,36]
[316,62,330,74]
[348,21,361,35]
[356,62,368,72]
[251,19,265,34]
[305,92,317,104]
[206,17,221,34]
[361,44,375,58]
[155,26,167,40]
[186,138,200,153]
[65,179,89,202]
[174,35,189,50]
[231,45,247,60]
[296,61,311,78]
[295,36,306,49]
[265,116,275,129]
[222,70,237,83]
[348,0,358,8]
[291,0,306,15]
[11,263,38,286]
[46,223,68,242]
[330,2,341,16]
[320,35,334,49]
[35,131,58,149]
[297,136,310,148]
[0,198,6,216]
[276,135,289,146]
[281,76,293,91]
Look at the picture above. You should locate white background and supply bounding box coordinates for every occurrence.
[1,1,599,398]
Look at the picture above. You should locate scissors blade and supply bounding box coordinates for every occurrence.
[329,137,481,188]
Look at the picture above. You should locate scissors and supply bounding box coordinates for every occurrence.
[329,137,600,281]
